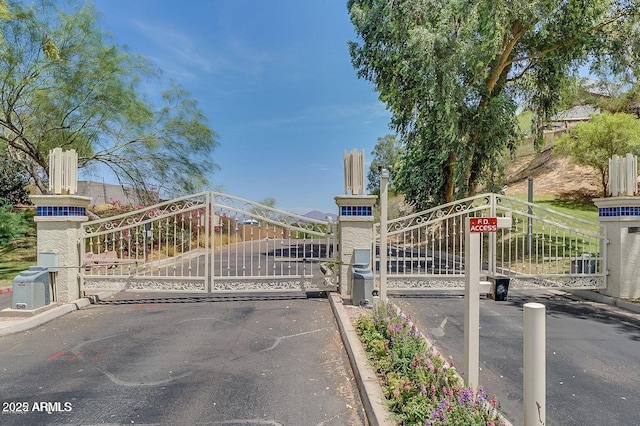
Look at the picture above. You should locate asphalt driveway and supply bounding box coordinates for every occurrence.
[0,293,365,425]
[393,290,640,426]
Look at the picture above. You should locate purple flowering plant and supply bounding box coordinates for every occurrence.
[357,302,506,426]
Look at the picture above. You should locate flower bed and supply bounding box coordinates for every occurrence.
[356,302,507,426]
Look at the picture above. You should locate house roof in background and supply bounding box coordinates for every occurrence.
[553,105,600,122]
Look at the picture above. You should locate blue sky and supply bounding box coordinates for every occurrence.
[89,0,392,215]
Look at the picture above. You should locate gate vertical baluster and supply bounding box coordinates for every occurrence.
[133,225,139,274]
[267,222,272,276]
[380,168,389,301]
[444,220,449,275]
[164,215,170,276]
[205,194,211,288]
[251,221,257,277]
[541,222,547,274]
[418,223,423,274]
[438,221,443,274]
[233,213,238,277]
[458,214,464,274]
[156,220,162,272]
[452,215,457,275]
[257,217,262,277]
[223,212,229,277]
[535,218,540,273]
[185,212,191,276]
[279,226,285,276]
[432,216,437,274]
[198,208,203,279]
[488,194,497,276]
[172,213,178,277]
[508,215,513,274]
[287,227,293,277]
[514,216,520,275]
[241,220,247,277]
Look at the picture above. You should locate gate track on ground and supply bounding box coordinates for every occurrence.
[96,291,328,305]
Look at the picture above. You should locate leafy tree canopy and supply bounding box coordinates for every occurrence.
[348,0,640,209]
[0,0,219,200]
[367,134,402,195]
[0,150,30,205]
[555,112,640,196]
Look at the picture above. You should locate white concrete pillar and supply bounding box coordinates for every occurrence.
[593,197,640,299]
[30,195,91,303]
[334,195,377,300]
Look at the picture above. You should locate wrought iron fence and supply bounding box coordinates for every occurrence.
[375,193,605,291]
[80,192,337,293]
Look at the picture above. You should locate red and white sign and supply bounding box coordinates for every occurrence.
[469,217,498,233]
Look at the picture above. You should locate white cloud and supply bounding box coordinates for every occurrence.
[132,20,212,74]
[254,101,389,128]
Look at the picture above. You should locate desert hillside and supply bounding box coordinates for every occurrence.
[504,147,603,200]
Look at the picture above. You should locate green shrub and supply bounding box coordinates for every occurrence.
[357,302,506,426]
[0,204,29,246]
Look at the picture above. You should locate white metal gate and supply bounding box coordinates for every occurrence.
[375,193,606,293]
[80,192,338,294]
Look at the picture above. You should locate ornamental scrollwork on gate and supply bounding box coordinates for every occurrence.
[127,280,207,292]
[83,193,209,236]
[386,194,490,233]
[211,280,309,291]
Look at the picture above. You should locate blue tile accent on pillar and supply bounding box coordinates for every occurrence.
[599,206,640,217]
[340,205,372,216]
[36,206,86,217]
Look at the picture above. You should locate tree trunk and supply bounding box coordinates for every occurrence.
[445,152,456,203]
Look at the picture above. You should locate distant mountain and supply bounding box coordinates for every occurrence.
[303,210,338,222]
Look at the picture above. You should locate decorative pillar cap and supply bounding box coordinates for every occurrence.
[31,194,91,220]
[593,197,640,208]
[594,197,640,220]
[334,195,377,206]
[335,195,377,220]
[31,194,92,207]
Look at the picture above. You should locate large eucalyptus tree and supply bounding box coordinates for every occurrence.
[349,0,640,208]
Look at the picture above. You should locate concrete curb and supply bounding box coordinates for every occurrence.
[568,289,640,314]
[328,293,397,426]
[392,288,640,316]
[0,291,114,337]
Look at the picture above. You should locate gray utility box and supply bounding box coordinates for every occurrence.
[352,248,374,307]
[12,266,51,310]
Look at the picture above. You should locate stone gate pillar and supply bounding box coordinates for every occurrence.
[593,197,640,299]
[30,195,91,303]
[334,195,377,299]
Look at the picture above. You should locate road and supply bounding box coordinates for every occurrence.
[0,294,365,425]
[393,290,640,426]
